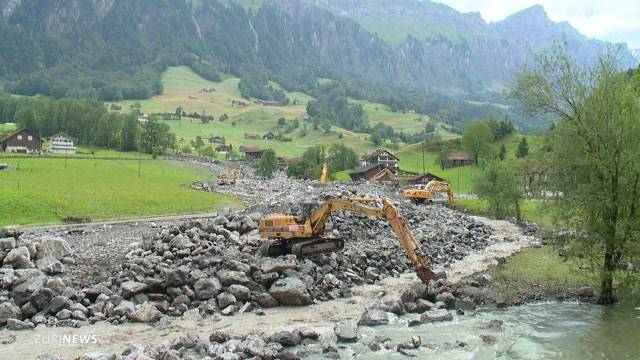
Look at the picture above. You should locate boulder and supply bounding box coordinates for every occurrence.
[454,298,475,312]
[216,270,251,286]
[269,278,312,306]
[420,309,453,323]
[3,246,33,269]
[216,293,237,309]
[0,225,24,239]
[120,281,148,299]
[260,259,297,273]
[48,295,73,314]
[270,331,301,347]
[334,324,358,342]
[6,318,35,330]
[114,300,135,317]
[30,287,54,311]
[36,256,65,275]
[578,286,594,297]
[435,292,456,309]
[11,275,46,306]
[0,237,16,251]
[193,278,222,300]
[168,234,193,250]
[0,301,22,325]
[36,236,72,260]
[480,334,497,344]
[252,292,279,308]
[358,309,389,326]
[129,302,162,323]
[227,284,250,302]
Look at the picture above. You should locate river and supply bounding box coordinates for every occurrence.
[341,302,640,359]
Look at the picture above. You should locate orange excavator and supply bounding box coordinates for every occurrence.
[217,169,240,185]
[403,180,455,206]
[258,197,438,282]
[320,163,329,183]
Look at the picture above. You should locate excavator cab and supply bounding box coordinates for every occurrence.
[301,202,319,219]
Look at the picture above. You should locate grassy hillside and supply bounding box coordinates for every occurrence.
[0,157,238,226]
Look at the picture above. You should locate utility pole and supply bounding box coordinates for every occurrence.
[457,165,460,193]
[421,140,425,176]
[138,150,141,178]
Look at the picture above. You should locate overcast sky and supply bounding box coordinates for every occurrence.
[435,0,640,49]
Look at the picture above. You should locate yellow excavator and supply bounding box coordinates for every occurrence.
[217,169,240,185]
[403,180,455,206]
[320,163,329,183]
[258,196,438,282]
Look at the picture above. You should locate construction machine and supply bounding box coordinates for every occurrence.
[258,196,438,282]
[320,163,329,183]
[217,169,240,185]
[403,180,455,206]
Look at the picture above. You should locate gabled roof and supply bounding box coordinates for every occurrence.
[0,128,41,143]
[349,163,384,175]
[363,148,399,161]
[239,145,263,153]
[447,152,471,161]
[48,132,77,141]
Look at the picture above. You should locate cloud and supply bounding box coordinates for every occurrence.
[434,0,640,48]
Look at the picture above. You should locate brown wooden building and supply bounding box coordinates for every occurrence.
[445,152,473,168]
[361,149,399,173]
[408,172,446,184]
[0,129,42,153]
[277,156,301,169]
[239,145,264,160]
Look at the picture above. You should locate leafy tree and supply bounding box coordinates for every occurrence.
[327,144,358,172]
[277,117,286,126]
[486,118,515,140]
[219,113,229,122]
[320,121,331,133]
[516,137,529,158]
[201,145,216,160]
[181,145,192,154]
[510,48,640,304]
[475,161,525,221]
[194,135,205,149]
[140,118,175,158]
[255,149,278,178]
[175,106,182,120]
[120,115,139,151]
[370,132,382,146]
[462,122,494,165]
[498,144,507,161]
[425,122,436,133]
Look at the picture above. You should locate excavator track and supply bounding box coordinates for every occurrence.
[260,238,344,258]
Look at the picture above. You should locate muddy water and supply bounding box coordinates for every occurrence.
[343,302,640,360]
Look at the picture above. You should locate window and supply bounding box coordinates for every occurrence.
[17,135,22,140]
[28,136,32,141]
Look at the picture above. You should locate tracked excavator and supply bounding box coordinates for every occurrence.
[258,196,438,282]
[403,180,455,206]
[320,163,329,183]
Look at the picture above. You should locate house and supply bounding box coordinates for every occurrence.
[47,132,77,155]
[215,144,233,154]
[239,145,264,160]
[231,99,248,108]
[262,132,275,141]
[209,136,225,144]
[349,164,386,181]
[446,152,473,168]
[244,132,257,140]
[256,99,282,106]
[277,156,301,169]
[0,128,42,153]
[408,172,446,185]
[361,149,399,173]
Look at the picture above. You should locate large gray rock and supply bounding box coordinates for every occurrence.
[216,293,237,309]
[48,295,73,314]
[0,237,16,250]
[11,275,46,306]
[227,284,250,302]
[270,331,301,347]
[358,309,389,326]
[36,236,72,260]
[36,256,65,275]
[0,301,22,324]
[260,259,297,273]
[3,246,33,269]
[114,300,135,317]
[334,324,358,342]
[168,234,193,250]
[6,318,35,330]
[193,278,222,300]
[420,309,453,323]
[216,270,251,286]
[120,281,148,299]
[129,302,162,323]
[0,225,23,239]
[269,278,312,306]
[30,287,54,310]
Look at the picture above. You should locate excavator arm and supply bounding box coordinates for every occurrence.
[320,163,329,183]
[426,181,455,206]
[305,197,437,282]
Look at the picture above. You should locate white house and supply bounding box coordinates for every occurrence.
[48,132,77,154]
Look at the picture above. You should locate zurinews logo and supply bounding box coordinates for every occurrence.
[35,334,99,345]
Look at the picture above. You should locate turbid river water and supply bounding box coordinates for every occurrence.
[342,302,640,359]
